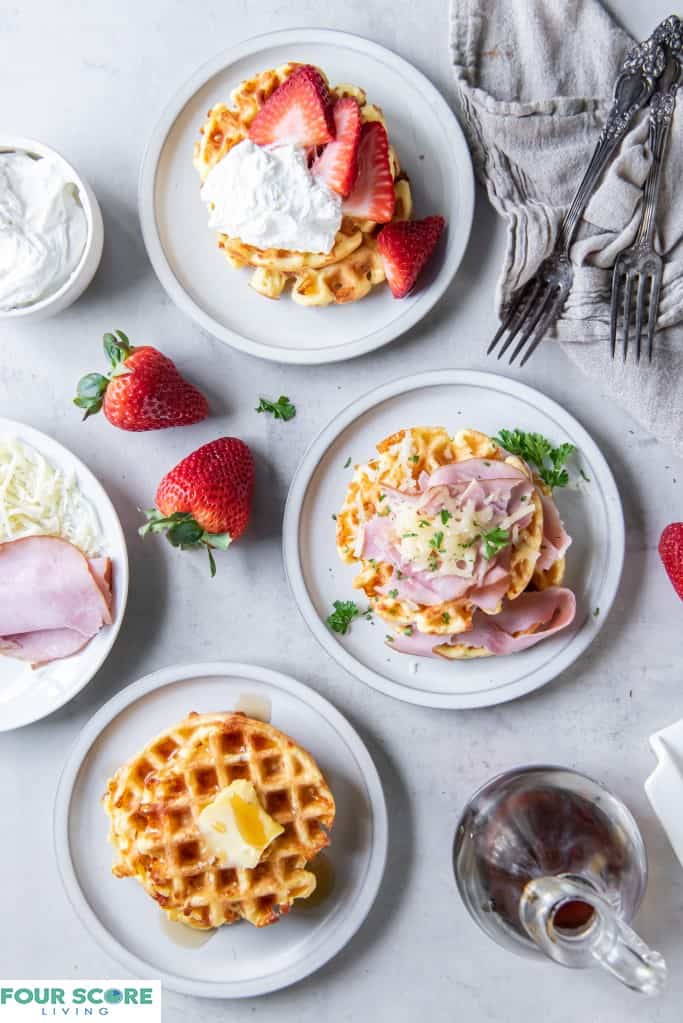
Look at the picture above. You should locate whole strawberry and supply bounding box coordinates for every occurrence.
[659,523,683,601]
[74,330,208,431]
[139,437,254,576]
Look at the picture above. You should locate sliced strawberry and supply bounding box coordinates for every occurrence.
[312,98,361,197]
[377,216,445,298]
[248,65,334,147]
[342,122,395,223]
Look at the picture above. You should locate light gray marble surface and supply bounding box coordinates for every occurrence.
[2,1,683,1019]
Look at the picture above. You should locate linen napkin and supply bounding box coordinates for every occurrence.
[450,0,683,457]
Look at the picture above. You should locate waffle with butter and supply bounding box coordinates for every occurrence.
[103,711,335,929]
[336,427,549,639]
[193,63,412,305]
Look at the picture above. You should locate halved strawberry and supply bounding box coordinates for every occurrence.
[248,65,334,147]
[377,216,445,298]
[312,97,361,197]
[342,121,395,223]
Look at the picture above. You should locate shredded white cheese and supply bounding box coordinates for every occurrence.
[0,436,102,556]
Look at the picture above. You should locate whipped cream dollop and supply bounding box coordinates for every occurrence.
[0,152,88,311]
[201,139,342,254]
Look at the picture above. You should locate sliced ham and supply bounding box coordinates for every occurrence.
[536,494,572,572]
[360,459,537,609]
[391,587,576,658]
[88,556,114,623]
[0,536,113,668]
[0,629,92,666]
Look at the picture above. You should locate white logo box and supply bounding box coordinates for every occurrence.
[0,982,161,1023]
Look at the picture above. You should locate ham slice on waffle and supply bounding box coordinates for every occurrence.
[336,427,575,660]
[103,712,335,929]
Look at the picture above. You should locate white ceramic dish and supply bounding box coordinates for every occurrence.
[54,662,387,998]
[0,136,103,321]
[283,370,625,709]
[138,28,474,364]
[0,419,128,730]
[645,719,683,868]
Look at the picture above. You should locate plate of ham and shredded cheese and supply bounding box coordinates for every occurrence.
[0,420,128,730]
[283,371,624,708]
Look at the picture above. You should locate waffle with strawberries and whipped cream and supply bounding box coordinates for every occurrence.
[193,63,413,306]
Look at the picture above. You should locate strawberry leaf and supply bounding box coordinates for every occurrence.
[203,531,232,551]
[73,373,109,420]
[103,330,132,369]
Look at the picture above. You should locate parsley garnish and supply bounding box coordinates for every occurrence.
[389,589,399,599]
[255,395,296,421]
[481,527,510,560]
[580,469,591,483]
[440,509,453,525]
[442,612,451,625]
[326,600,361,635]
[493,429,576,489]
[402,531,418,538]
[410,454,419,464]
[344,457,352,469]
[593,606,600,617]
[419,519,430,528]
[403,626,413,636]
[429,531,444,551]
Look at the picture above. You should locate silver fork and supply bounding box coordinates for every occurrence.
[609,65,679,364]
[487,25,669,367]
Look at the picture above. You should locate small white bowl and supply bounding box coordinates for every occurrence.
[0,136,104,321]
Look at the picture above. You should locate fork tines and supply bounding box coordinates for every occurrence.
[487,276,565,367]
[609,264,661,364]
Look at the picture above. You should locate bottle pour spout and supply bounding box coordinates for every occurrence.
[519,875,667,996]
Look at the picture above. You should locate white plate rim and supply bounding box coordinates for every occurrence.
[137,27,475,365]
[0,418,129,730]
[53,661,388,998]
[282,370,625,709]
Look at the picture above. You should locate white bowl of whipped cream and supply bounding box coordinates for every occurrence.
[0,136,103,320]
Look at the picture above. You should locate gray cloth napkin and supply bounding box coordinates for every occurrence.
[450,0,683,456]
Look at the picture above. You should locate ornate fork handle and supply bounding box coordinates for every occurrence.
[634,65,680,249]
[558,26,669,249]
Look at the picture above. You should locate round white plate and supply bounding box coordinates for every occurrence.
[283,371,625,709]
[138,28,474,364]
[0,419,128,731]
[54,662,387,998]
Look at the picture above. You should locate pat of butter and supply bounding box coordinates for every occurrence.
[198,780,284,869]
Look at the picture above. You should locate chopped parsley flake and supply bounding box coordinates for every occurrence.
[344,457,352,469]
[481,527,510,560]
[419,519,430,528]
[580,469,591,483]
[440,509,453,525]
[410,454,419,464]
[593,606,600,617]
[389,589,399,599]
[429,531,445,551]
[442,612,451,624]
[255,395,296,421]
[402,531,418,539]
[326,600,362,635]
[403,626,413,636]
